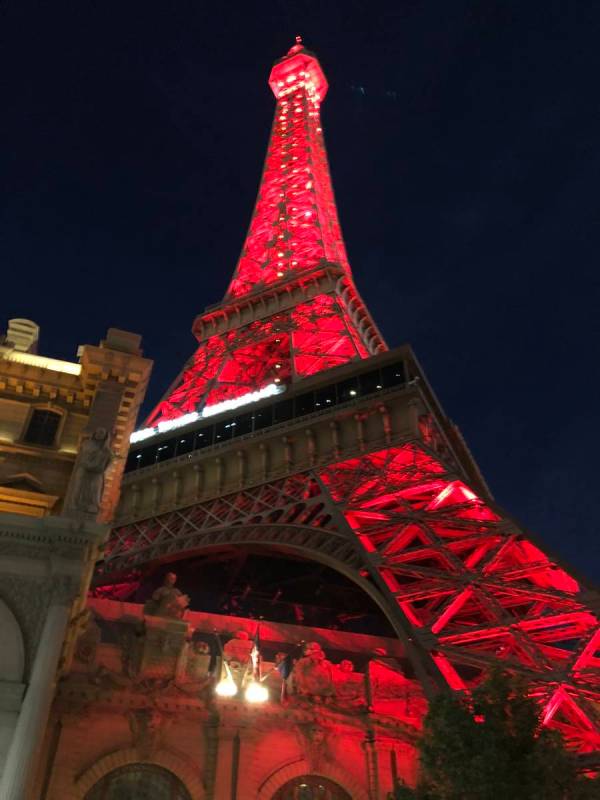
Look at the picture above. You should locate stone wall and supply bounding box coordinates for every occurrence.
[38,600,422,799]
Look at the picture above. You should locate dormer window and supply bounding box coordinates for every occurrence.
[23,409,62,447]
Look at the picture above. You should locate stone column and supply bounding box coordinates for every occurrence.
[0,602,70,800]
[212,728,236,800]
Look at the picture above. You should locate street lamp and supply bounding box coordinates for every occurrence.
[215,659,238,697]
[215,673,238,697]
[244,680,269,703]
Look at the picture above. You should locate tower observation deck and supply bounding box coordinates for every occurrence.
[99,39,599,763]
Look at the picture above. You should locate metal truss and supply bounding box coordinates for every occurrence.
[102,442,599,753]
[145,42,378,428]
[227,41,350,299]
[147,294,370,425]
[319,444,600,754]
[106,41,599,755]
[101,473,361,575]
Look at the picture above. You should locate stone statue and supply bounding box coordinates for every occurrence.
[332,658,363,702]
[128,708,164,756]
[144,572,190,619]
[296,722,331,770]
[184,639,211,682]
[68,428,112,515]
[293,641,335,700]
[74,609,101,666]
[223,630,253,665]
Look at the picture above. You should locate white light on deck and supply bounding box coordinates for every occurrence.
[130,383,286,444]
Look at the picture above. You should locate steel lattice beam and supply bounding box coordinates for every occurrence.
[102,41,600,759]
[102,441,600,752]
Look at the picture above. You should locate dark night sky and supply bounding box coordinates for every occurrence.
[2,2,599,581]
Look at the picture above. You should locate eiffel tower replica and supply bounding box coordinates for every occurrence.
[97,38,599,766]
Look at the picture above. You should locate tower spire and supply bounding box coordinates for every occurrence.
[144,42,385,429]
[226,39,348,298]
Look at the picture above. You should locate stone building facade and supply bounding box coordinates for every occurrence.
[7,36,598,800]
[35,600,422,800]
[0,320,151,799]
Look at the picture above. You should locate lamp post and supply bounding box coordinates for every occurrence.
[214,629,269,703]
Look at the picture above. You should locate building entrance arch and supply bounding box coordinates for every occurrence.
[83,763,192,800]
[272,774,352,799]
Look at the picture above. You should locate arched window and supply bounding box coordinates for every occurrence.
[84,764,191,800]
[272,775,352,800]
[23,408,62,447]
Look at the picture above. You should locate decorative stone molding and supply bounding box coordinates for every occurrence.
[257,757,368,800]
[0,576,51,673]
[0,597,25,682]
[0,511,108,556]
[295,722,331,771]
[73,747,204,800]
[0,679,25,712]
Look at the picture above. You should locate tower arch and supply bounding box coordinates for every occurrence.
[99,509,437,684]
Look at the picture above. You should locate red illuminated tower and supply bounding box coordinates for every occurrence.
[144,38,382,428]
[101,39,600,762]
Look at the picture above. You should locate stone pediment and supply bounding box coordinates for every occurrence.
[0,473,44,493]
[0,474,58,517]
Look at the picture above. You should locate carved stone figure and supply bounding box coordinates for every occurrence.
[68,428,112,515]
[88,664,130,691]
[293,641,335,699]
[119,621,145,678]
[182,638,212,684]
[144,572,190,619]
[296,722,331,770]
[74,609,101,666]
[332,658,363,702]
[128,708,163,757]
[223,629,253,665]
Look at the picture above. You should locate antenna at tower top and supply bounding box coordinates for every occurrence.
[287,35,305,56]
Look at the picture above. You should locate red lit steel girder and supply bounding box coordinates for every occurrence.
[319,444,600,753]
[102,441,599,752]
[144,42,385,429]
[146,292,373,425]
[111,38,599,753]
[227,41,347,299]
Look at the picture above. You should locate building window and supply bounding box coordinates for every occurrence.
[272,775,352,800]
[85,764,191,800]
[23,409,62,447]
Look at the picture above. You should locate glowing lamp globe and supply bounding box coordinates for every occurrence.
[244,681,269,704]
[215,675,238,698]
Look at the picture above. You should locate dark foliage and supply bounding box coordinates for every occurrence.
[390,671,599,800]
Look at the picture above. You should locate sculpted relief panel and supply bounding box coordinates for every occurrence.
[66,592,425,753]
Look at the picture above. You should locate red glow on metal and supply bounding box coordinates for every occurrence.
[107,439,600,752]
[147,293,369,425]
[319,445,600,752]
[228,43,348,299]
[144,43,377,428]
[117,41,600,755]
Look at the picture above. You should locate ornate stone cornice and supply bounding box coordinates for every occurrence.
[0,511,108,561]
